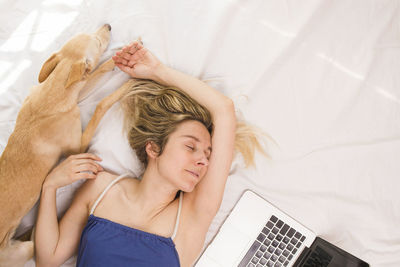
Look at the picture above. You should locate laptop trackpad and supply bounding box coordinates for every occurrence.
[206,224,251,266]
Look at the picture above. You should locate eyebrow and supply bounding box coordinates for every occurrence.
[181,135,212,153]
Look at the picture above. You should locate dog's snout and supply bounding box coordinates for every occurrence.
[105,24,111,31]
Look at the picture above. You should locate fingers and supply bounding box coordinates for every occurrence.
[120,48,133,60]
[115,49,135,67]
[132,46,147,61]
[115,63,133,73]
[45,153,104,189]
[72,153,102,161]
[74,158,103,168]
[67,153,104,175]
[75,163,102,174]
[112,54,129,65]
[112,39,144,67]
[127,40,143,55]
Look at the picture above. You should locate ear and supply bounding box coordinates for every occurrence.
[65,59,88,88]
[145,141,160,159]
[38,53,60,83]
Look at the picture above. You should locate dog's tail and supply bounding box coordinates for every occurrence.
[0,240,34,267]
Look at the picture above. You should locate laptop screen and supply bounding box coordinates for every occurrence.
[296,237,369,267]
[302,246,332,267]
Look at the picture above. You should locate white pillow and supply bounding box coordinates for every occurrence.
[87,101,144,178]
[79,68,144,178]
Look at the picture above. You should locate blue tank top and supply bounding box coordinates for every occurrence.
[76,174,182,267]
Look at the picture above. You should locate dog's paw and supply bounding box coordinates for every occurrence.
[101,58,116,72]
[0,240,34,267]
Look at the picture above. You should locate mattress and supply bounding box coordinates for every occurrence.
[0,0,399,266]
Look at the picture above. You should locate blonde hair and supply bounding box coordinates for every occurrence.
[120,79,266,168]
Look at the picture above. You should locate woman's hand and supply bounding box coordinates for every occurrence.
[112,39,163,81]
[43,153,103,190]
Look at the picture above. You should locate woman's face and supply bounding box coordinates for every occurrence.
[155,120,212,192]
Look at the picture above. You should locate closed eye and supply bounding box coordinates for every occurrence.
[186,145,194,151]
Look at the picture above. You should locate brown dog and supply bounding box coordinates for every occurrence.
[0,24,118,266]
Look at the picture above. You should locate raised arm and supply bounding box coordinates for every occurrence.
[154,66,236,216]
[113,41,236,220]
[35,154,102,267]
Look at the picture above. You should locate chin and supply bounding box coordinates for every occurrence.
[180,181,197,193]
[181,185,195,193]
[179,174,199,192]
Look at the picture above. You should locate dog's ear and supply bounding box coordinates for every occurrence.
[38,53,60,83]
[65,59,89,88]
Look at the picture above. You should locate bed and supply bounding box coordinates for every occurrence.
[0,0,399,266]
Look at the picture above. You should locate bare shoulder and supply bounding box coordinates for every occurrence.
[75,171,119,210]
[85,171,117,191]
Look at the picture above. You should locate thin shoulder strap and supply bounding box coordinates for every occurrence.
[171,191,183,240]
[90,173,130,215]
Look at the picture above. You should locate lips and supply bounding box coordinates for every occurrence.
[186,169,199,179]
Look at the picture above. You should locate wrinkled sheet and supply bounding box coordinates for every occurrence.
[0,0,399,266]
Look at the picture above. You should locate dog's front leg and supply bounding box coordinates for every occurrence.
[80,80,132,153]
[78,58,116,102]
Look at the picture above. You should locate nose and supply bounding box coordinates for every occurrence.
[96,24,111,34]
[94,24,111,47]
[196,154,209,167]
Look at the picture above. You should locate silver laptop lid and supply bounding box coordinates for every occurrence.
[196,190,316,267]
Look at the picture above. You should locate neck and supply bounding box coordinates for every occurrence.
[133,166,179,219]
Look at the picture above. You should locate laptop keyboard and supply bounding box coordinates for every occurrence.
[238,215,306,267]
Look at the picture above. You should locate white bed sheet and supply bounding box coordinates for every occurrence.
[0,0,399,266]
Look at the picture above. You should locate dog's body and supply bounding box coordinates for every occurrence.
[0,24,117,266]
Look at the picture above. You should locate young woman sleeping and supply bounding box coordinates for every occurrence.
[34,40,264,267]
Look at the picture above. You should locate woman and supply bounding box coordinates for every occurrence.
[35,40,262,267]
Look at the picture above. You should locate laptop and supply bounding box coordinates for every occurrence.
[195,190,369,267]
